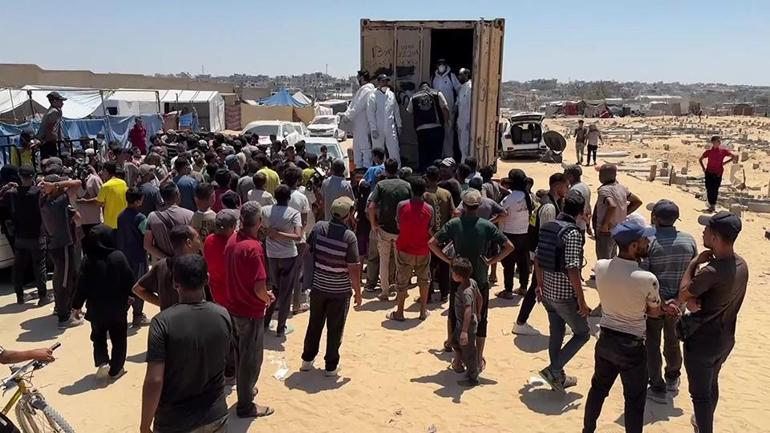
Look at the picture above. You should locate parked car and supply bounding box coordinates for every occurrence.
[307,115,346,141]
[303,137,349,178]
[499,112,548,159]
[242,120,309,145]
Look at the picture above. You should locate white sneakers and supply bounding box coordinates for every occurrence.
[324,367,340,377]
[300,360,314,371]
[96,364,110,379]
[512,323,540,336]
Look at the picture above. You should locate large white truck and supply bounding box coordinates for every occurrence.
[360,18,505,168]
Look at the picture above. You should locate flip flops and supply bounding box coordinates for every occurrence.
[385,311,405,322]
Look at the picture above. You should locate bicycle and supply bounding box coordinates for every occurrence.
[0,343,75,433]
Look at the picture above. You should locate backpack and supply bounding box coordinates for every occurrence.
[536,218,581,273]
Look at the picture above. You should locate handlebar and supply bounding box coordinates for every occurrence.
[1,343,61,387]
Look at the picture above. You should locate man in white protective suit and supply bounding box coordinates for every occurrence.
[455,68,473,162]
[342,70,376,168]
[367,74,402,166]
[432,59,461,158]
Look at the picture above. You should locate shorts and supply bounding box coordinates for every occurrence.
[395,250,431,293]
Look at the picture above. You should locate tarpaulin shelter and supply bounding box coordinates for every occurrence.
[102,89,225,131]
[258,89,309,107]
[0,86,110,120]
[292,91,313,106]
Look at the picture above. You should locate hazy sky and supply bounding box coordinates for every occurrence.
[5,0,770,85]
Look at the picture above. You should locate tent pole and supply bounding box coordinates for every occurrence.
[100,90,114,146]
[155,90,161,114]
[26,90,35,120]
[8,89,18,123]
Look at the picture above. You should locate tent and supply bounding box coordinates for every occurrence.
[258,89,309,107]
[0,86,110,119]
[292,91,313,105]
[103,89,225,131]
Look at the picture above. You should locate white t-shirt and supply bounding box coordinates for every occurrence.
[261,204,302,259]
[595,257,661,338]
[247,189,275,207]
[289,187,312,242]
[499,190,530,234]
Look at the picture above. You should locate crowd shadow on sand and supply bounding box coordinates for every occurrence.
[615,397,685,427]
[513,335,550,353]
[411,369,498,403]
[59,370,127,395]
[518,382,583,415]
[283,371,351,394]
[16,315,63,342]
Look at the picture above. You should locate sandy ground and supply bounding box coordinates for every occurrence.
[1,119,769,432]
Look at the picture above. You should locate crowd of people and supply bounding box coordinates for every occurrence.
[0,92,749,433]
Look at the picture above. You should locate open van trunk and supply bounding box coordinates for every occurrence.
[360,19,505,169]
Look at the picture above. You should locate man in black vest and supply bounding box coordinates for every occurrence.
[534,190,591,392]
[407,82,450,172]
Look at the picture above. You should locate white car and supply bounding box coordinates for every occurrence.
[304,137,349,178]
[307,115,346,141]
[242,120,309,145]
[499,112,548,159]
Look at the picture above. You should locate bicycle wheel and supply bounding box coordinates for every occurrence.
[14,394,75,433]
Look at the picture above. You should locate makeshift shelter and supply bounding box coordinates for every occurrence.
[103,89,225,131]
[292,91,313,106]
[259,89,309,107]
[0,86,109,120]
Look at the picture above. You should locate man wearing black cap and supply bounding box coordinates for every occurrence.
[342,70,376,168]
[367,74,402,166]
[0,165,49,305]
[583,219,661,433]
[665,211,747,433]
[643,200,697,403]
[36,92,66,160]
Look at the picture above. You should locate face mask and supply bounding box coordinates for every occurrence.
[438,65,447,74]
[459,76,468,84]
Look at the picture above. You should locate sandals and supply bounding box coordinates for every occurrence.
[377,293,391,302]
[419,310,430,321]
[495,290,515,300]
[385,311,405,322]
[443,341,453,352]
[237,404,275,418]
[451,362,466,373]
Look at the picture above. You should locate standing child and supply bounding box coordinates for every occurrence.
[451,257,483,387]
[72,224,135,380]
[116,187,149,328]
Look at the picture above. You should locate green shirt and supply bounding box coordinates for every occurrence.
[369,177,412,235]
[435,216,507,285]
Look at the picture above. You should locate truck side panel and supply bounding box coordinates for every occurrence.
[471,19,505,168]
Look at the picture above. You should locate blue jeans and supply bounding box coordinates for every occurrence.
[543,297,590,379]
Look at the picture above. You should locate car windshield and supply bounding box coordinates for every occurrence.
[245,125,280,136]
[311,117,336,125]
[305,142,342,159]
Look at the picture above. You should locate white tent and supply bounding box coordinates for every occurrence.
[0,86,109,119]
[292,91,313,105]
[104,89,225,131]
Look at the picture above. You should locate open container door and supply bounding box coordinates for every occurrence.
[470,19,505,169]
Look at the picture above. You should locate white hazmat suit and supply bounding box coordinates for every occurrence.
[343,82,376,168]
[456,79,472,162]
[367,87,402,166]
[432,68,461,158]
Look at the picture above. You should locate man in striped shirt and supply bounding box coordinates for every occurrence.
[642,200,697,403]
[300,196,361,377]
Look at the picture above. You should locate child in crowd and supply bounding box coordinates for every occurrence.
[115,187,149,328]
[192,182,216,239]
[318,145,331,172]
[72,224,136,380]
[248,172,275,207]
[451,257,483,387]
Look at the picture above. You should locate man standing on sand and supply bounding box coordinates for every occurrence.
[665,212,747,433]
[221,202,276,419]
[585,124,603,166]
[535,191,591,391]
[140,255,233,433]
[594,164,642,262]
[698,136,735,213]
[429,190,514,373]
[574,120,588,165]
[642,200,697,405]
[583,219,662,433]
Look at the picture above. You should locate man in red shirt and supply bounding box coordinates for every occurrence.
[388,176,434,321]
[128,117,147,154]
[699,136,735,213]
[202,210,238,304]
[222,201,275,419]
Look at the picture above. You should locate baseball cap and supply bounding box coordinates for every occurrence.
[377,73,390,82]
[215,209,239,231]
[331,196,354,219]
[46,91,67,101]
[646,200,680,226]
[18,164,35,178]
[43,174,61,183]
[697,211,742,242]
[564,164,583,177]
[462,189,482,207]
[440,157,456,168]
[611,219,656,247]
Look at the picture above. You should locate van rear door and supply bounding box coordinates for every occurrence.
[470,19,505,168]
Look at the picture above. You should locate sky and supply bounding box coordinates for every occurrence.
[4,0,770,85]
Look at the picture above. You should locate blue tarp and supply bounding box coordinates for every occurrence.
[258,89,309,107]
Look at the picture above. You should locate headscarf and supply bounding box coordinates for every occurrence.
[508,169,533,212]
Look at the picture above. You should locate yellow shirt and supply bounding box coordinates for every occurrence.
[97,177,128,229]
[302,168,315,185]
[10,147,34,167]
[258,167,280,195]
